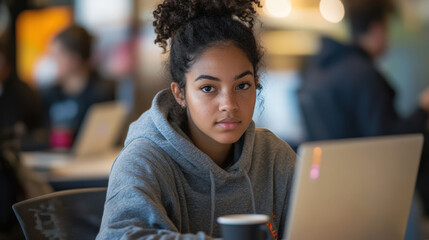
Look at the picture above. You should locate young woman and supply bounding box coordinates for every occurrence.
[97,0,295,239]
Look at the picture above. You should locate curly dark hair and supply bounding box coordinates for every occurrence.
[153,0,263,89]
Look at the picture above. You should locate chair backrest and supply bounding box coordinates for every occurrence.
[12,187,107,240]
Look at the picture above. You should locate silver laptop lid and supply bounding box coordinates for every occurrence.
[72,101,127,157]
[284,134,423,240]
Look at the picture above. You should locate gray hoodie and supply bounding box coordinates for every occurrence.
[97,89,295,240]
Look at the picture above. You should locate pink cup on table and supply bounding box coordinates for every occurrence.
[50,127,73,149]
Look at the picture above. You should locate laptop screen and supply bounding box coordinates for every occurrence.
[284,134,423,240]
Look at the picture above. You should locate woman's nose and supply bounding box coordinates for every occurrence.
[218,91,239,112]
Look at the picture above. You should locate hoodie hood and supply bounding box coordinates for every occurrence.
[125,88,255,182]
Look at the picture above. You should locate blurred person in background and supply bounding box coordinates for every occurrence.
[299,0,429,141]
[41,25,115,149]
[1,2,52,239]
[0,28,43,146]
[298,0,429,232]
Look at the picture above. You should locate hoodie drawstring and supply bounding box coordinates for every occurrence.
[209,170,216,237]
[241,168,256,214]
[208,168,256,237]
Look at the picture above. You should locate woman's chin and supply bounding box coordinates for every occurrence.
[212,133,243,145]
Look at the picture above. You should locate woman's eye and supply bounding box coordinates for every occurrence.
[201,86,215,93]
[237,83,251,90]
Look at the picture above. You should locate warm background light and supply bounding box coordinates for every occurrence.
[265,0,292,18]
[16,7,72,86]
[319,0,345,23]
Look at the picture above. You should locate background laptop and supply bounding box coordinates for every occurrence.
[22,101,127,169]
[284,134,423,240]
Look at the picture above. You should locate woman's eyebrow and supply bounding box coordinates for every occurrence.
[234,70,254,80]
[195,70,254,82]
[194,75,220,81]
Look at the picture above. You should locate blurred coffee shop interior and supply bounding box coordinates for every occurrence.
[1,0,429,233]
[3,0,429,143]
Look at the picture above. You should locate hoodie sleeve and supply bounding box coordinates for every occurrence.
[96,140,214,240]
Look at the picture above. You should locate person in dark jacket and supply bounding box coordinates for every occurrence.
[299,0,429,141]
[0,76,43,133]
[0,7,50,238]
[0,24,44,150]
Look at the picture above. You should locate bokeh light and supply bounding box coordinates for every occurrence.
[265,0,292,18]
[319,0,345,23]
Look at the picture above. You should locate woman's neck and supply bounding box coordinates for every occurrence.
[198,138,232,168]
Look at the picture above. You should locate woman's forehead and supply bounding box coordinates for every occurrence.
[186,44,253,79]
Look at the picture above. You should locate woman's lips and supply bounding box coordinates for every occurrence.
[216,118,241,130]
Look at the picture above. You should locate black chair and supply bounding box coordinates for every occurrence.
[12,187,107,240]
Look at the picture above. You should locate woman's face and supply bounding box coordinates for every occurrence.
[177,44,257,146]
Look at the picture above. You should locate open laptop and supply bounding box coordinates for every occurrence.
[284,134,423,240]
[22,101,127,169]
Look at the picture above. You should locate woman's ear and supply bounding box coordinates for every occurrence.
[171,82,186,108]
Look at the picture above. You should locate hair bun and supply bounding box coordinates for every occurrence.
[153,0,262,51]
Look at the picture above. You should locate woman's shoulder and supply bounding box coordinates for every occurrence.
[115,137,171,168]
[254,128,294,150]
[253,127,296,164]
[109,138,176,186]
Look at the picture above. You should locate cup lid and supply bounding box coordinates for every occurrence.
[217,214,269,225]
